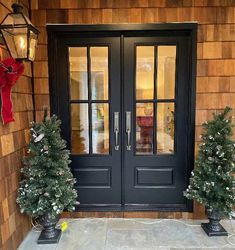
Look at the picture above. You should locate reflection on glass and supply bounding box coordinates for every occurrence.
[136,103,154,154]
[157,103,174,154]
[136,46,154,100]
[91,47,109,100]
[69,47,88,100]
[71,104,89,154]
[29,30,38,61]
[92,103,109,154]
[157,46,176,99]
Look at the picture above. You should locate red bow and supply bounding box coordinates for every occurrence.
[0,58,24,124]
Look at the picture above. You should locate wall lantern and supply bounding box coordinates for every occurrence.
[0,3,39,61]
[0,3,39,125]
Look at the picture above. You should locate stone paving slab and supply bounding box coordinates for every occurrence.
[18,219,235,250]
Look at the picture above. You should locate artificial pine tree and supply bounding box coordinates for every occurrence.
[184,107,235,235]
[17,109,78,219]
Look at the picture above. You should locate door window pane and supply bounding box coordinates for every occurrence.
[71,104,89,154]
[157,46,176,99]
[136,46,154,100]
[136,103,154,154]
[91,47,109,100]
[69,47,88,100]
[157,103,174,154]
[92,103,109,154]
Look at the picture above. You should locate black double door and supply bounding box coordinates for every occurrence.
[53,27,195,211]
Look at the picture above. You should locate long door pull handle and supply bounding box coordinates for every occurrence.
[126,111,131,151]
[114,112,119,150]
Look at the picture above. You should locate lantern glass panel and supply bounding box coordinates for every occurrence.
[5,28,27,58]
[2,27,28,59]
[1,28,18,57]
[2,13,27,25]
[24,15,34,26]
[1,13,28,59]
[28,30,38,61]
[14,29,27,58]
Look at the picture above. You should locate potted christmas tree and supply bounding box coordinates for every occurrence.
[184,107,235,236]
[17,109,78,244]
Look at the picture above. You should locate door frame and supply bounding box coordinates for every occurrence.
[47,23,197,212]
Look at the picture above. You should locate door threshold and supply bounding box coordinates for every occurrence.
[74,204,191,212]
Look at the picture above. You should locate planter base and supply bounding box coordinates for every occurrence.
[201,223,228,237]
[37,229,62,244]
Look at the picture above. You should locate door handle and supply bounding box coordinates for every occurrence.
[114,112,119,150]
[126,111,131,151]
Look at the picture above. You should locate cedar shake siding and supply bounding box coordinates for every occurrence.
[0,1,32,250]
[1,2,235,249]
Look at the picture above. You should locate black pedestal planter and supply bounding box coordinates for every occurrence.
[201,209,228,236]
[37,214,61,244]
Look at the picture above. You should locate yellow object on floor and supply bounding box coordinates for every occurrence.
[61,221,68,232]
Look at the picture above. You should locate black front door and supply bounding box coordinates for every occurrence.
[123,36,191,209]
[48,24,196,211]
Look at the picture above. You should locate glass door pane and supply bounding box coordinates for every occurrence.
[71,103,89,154]
[156,103,175,154]
[91,47,109,100]
[69,47,88,100]
[92,103,109,154]
[135,45,176,155]
[136,103,154,154]
[157,46,176,99]
[69,46,110,155]
[136,46,154,100]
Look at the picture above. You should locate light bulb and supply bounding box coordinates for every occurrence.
[19,36,26,49]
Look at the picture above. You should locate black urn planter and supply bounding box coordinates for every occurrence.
[201,209,228,236]
[37,213,61,244]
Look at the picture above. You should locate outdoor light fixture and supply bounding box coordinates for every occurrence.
[0,3,40,125]
[0,3,39,61]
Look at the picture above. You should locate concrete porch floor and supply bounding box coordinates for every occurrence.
[18,218,235,250]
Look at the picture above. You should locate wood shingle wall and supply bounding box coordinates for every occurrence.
[0,1,32,249]
[31,0,235,219]
[1,3,235,247]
